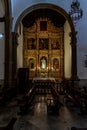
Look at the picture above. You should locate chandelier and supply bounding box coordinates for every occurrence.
[69,0,83,21]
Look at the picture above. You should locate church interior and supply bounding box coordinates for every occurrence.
[0,0,87,130]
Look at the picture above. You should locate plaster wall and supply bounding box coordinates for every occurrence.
[64,21,71,78]
[0,0,5,17]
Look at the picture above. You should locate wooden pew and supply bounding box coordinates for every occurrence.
[47,86,62,114]
[71,127,87,130]
[65,86,87,114]
[0,117,17,130]
[0,87,17,106]
[18,85,36,114]
[0,93,5,106]
[47,94,55,113]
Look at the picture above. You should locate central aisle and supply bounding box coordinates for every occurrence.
[13,95,87,130]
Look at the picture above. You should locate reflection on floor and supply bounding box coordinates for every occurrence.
[0,95,87,130]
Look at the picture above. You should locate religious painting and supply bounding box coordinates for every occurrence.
[53,58,59,70]
[51,39,60,49]
[27,38,36,50]
[40,56,47,69]
[39,38,49,50]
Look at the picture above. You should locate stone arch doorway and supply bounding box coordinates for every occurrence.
[13,3,77,82]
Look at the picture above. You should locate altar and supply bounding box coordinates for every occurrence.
[32,78,56,94]
[32,77,56,85]
[33,77,55,82]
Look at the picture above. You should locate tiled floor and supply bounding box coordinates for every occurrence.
[0,95,87,130]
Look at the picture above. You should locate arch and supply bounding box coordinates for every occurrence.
[13,3,77,81]
[14,3,75,33]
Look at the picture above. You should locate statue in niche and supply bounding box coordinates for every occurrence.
[53,58,59,70]
[41,57,47,69]
[29,58,34,69]
[30,62,34,69]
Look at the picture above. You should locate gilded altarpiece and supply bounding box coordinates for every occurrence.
[23,18,64,81]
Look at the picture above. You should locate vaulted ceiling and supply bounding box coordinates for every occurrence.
[22,8,66,28]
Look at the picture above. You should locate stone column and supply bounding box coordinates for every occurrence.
[11,32,18,85]
[69,31,78,86]
[4,0,12,88]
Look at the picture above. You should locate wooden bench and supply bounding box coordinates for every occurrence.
[0,95,5,106]
[47,94,54,110]
[0,117,17,130]
[65,87,87,114]
[18,86,36,114]
[71,127,87,130]
[47,87,62,114]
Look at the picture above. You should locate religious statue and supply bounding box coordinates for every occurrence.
[53,58,59,70]
[41,58,46,69]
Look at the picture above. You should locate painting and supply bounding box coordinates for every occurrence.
[27,38,36,50]
[39,38,49,50]
[51,39,60,49]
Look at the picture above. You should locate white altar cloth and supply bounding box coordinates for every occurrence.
[33,77,55,82]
